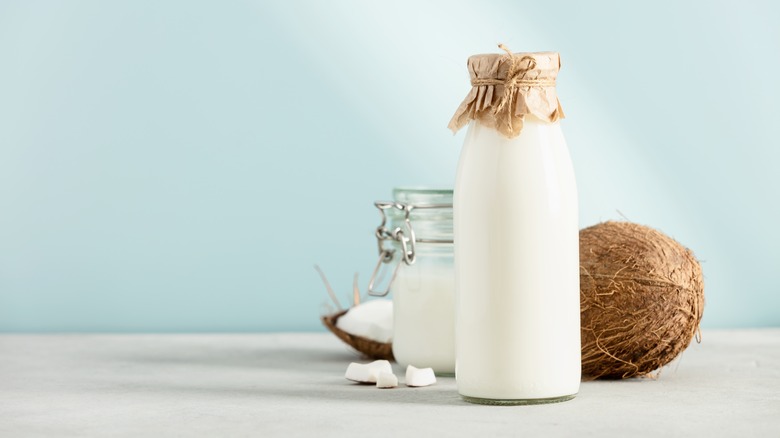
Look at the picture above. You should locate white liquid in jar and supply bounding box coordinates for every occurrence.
[455,118,581,401]
[391,263,456,375]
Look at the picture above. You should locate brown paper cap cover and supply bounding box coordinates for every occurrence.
[448,51,564,139]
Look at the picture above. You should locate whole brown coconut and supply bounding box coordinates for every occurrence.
[579,221,704,379]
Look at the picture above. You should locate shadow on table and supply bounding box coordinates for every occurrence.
[136,380,468,407]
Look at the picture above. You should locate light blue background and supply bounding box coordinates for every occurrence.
[1,1,778,331]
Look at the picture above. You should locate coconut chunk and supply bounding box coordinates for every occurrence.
[405,365,437,387]
[345,360,393,383]
[376,371,398,389]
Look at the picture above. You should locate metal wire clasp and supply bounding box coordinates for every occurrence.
[367,201,417,297]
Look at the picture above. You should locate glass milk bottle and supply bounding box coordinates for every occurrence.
[448,48,581,404]
[368,188,455,375]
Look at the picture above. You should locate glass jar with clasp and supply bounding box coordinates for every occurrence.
[368,187,455,375]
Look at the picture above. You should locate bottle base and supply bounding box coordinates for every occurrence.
[461,393,577,406]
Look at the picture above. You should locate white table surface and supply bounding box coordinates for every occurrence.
[1,330,778,437]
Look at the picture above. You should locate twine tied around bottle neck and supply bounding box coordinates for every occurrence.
[470,44,556,133]
[448,46,563,138]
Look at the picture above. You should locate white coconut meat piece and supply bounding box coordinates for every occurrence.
[345,360,393,383]
[335,300,393,343]
[376,371,398,389]
[405,365,437,387]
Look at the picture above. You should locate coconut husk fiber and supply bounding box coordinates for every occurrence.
[579,221,704,379]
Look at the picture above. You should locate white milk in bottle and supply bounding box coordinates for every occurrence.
[448,48,581,404]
